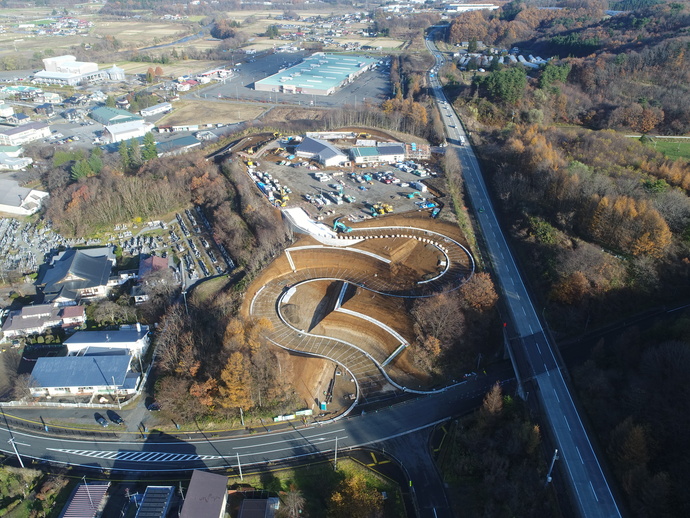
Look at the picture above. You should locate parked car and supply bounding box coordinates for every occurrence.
[94,413,109,427]
[107,410,124,425]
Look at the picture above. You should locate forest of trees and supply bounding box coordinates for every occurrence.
[474,124,690,333]
[573,313,690,516]
[153,301,296,423]
[439,382,560,517]
[40,138,290,274]
[445,2,690,516]
[447,0,690,133]
[409,272,500,375]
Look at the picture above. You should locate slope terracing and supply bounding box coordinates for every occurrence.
[246,214,475,403]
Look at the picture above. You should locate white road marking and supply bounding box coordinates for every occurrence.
[242,436,348,458]
[576,446,584,464]
[553,388,559,402]
[590,481,599,502]
[47,448,222,462]
[232,429,345,450]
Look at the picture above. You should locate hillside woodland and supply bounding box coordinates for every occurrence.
[444,1,690,516]
[444,0,690,332]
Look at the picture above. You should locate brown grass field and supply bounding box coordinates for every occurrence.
[113,59,227,77]
[157,100,266,126]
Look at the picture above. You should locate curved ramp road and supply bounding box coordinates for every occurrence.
[250,224,475,398]
[425,31,621,518]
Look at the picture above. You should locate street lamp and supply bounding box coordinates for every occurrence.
[8,438,25,468]
[545,448,559,486]
[1,405,25,467]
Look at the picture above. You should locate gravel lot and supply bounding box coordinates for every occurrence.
[251,149,443,224]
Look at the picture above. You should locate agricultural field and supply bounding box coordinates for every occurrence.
[93,19,197,48]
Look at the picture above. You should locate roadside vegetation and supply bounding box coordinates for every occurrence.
[0,466,72,518]
[227,457,403,518]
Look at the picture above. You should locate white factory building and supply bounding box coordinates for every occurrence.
[103,120,155,143]
[33,55,108,86]
[140,102,172,117]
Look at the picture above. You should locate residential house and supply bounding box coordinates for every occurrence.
[132,255,174,303]
[34,103,55,116]
[38,246,116,304]
[0,153,32,171]
[64,324,150,357]
[180,471,228,518]
[58,483,110,518]
[1,304,85,338]
[238,498,280,518]
[6,113,30,125]
[0,179,48,215]
[135,486,176,518]
[29,354,140,397]
[0,101,13,118]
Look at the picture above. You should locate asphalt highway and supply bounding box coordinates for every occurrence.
[425,31,621,518]
[0,372,510,477]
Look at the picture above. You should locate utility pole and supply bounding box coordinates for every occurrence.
[333,436,338,470]
[82,476,95,507]
[236,452,243,481]
[239,407,244,427]
[111,376,121,409]
[2,405,26,468]
[545,448,559,486]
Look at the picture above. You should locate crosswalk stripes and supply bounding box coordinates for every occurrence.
[47,448,223,463]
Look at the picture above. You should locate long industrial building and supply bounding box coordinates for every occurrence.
[254,52,377,96]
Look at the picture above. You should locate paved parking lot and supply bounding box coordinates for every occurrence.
[197,50,391,109]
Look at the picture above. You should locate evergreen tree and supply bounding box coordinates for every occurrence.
[142,132,158,160]
[105,95,116,108]
[71,159,92,180]
[118,141,130,171]
[128,139,142,170]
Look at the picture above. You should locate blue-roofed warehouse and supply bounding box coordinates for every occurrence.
[254,52,377,96]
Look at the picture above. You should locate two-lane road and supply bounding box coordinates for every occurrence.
[0,371,512,474]
[425,32,622,518]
